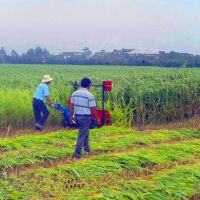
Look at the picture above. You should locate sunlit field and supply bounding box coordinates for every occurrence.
[1,64,200,199]
[1,127,200,199]
[1,64,200,130]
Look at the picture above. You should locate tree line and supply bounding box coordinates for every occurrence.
[0,46,200,67]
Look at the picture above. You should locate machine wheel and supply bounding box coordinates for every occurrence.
[62,119,70,128]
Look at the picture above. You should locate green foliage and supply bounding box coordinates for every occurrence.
[0,127,199,170]
[97,163,200,200]
[1,131,200,199]
[0,127,200,199]
[1,65,200,129]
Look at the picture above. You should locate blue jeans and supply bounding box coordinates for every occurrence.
[33,98,50,128]
[74,115,91,158]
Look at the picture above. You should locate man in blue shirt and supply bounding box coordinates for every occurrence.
[33,75,54,131]
[70,78,101,158]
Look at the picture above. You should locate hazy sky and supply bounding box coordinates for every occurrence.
[0,0,200,54]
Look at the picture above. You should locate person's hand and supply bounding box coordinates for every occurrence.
[70,116,75,125]
[50,103,55,108]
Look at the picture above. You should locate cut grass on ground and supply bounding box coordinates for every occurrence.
[0,127,200,170]
[1,138,200,199]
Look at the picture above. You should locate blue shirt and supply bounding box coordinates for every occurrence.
[34,83,50,101]
[72,88,96,115]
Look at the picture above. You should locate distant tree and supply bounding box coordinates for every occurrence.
[35,46,43,56]
[11,49,19,57]
[1,46,200,67]
[43,48,50,57]
[0,47,7,63]
[26,48,35,57]
[193,55,200,67]
[0,47,6,55]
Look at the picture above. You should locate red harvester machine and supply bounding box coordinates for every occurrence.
[53,80,113,129]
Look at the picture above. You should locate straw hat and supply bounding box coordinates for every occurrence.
[42,75,53,83]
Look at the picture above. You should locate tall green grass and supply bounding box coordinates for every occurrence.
[1,64,200,129]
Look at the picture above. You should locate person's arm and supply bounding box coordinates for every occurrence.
[46,96,53,104]
[70,103,75,124]
[91,107,101,125]
[70,95,75,124]
[46,96,55,107]
[89,94,101,125]
[44,84,55,107]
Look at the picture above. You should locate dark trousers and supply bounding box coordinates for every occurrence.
[33,98,50,127]
[74,115,91,158]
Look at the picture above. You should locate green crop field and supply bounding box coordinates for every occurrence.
[1,126,200,199]
[1,64,200,199]
[1,64,200,131]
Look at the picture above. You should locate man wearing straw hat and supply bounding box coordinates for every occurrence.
[33,75,55,131]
